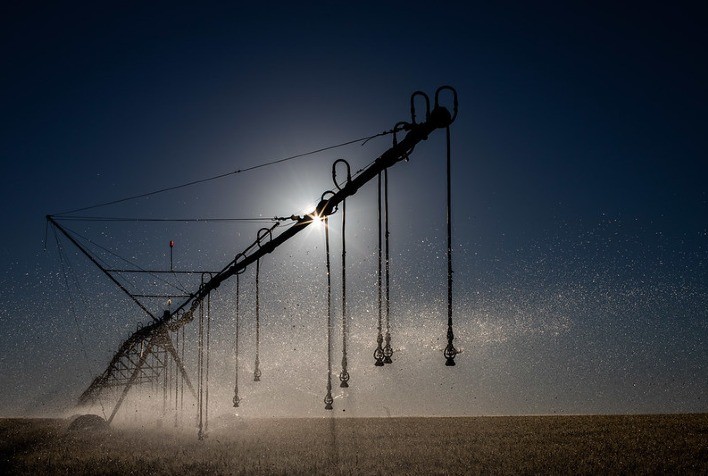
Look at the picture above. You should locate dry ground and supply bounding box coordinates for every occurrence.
[1,414,706,474]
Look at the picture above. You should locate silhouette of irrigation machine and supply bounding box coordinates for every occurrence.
[47,86,459,438]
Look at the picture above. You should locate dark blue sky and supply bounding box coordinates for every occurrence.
[1,2,706,417]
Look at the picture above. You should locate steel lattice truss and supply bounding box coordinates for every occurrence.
[78,320,195,422]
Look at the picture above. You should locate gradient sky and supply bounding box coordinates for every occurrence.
[1,2,706,418]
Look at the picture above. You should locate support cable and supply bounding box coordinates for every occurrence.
[54,130,401,216]
[323,216,334,410]
[49,216,279,223]
[374,173,385,366]
[47,217,158,321]
[51,221,190,295]
[52,228,107,419]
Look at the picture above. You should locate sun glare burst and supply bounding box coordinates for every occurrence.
[309,212,324,229]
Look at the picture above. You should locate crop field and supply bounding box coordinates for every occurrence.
[1,414,706,474]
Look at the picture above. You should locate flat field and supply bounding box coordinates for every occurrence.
[1,414,706,474]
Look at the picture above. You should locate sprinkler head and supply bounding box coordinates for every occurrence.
[444,344,457,366]
[384,334,393,363]
[383,344,393,364]
[374,347,385,366]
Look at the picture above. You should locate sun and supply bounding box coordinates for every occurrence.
[300,204,325,229]
[308,212,324,229]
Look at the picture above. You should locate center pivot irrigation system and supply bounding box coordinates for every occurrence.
[47,86,460,438]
